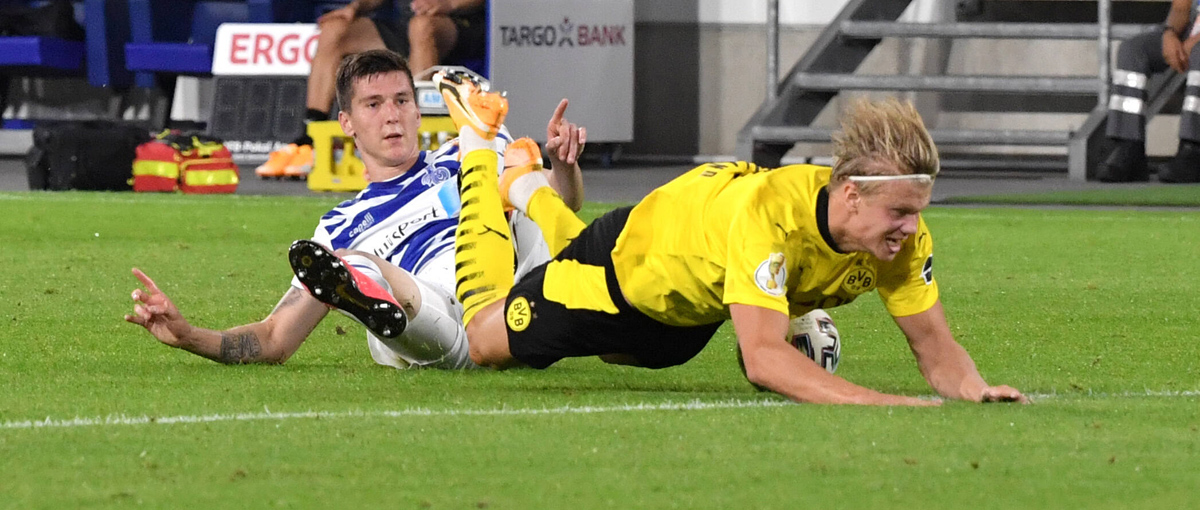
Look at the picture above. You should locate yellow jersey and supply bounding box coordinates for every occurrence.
[610,162,938,327]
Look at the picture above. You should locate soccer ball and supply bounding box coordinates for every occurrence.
[735,309,843,388]
[789,309,841,373]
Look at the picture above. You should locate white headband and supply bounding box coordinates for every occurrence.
[847,174,934,183]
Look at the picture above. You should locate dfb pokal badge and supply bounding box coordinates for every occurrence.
[754,252,787,297]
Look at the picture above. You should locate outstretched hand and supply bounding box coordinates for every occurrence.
[545,99,587,169]
[980,385,1030,404]
[124,268,190,348]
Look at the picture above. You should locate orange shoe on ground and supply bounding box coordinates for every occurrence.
[284,144,313,178]
[256,144,298,178]
[433,69,507,140]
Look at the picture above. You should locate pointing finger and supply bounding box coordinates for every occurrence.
[548,98,569,133]
[132,268,161,294]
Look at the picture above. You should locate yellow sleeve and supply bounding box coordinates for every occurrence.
[721,188,790,315]
[877,216,939,317]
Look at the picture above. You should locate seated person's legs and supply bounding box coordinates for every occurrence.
[407,1,486,74]
[408,14,458,75]
[1161,40,1200,183]
[1099,29,1167,182]
[259,16,389,178]
[308,17,389,120]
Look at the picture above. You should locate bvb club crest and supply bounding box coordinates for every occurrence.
[506,296,533,332]
[841,266,877,294]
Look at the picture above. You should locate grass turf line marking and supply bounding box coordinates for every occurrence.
[922,210,1199,223]
[3,390,1198,431]
[1,399,790,431]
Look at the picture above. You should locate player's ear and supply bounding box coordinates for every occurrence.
[842,180,862,212]
[338,109,354,138]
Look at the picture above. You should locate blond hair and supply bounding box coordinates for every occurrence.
[830,98,939,192]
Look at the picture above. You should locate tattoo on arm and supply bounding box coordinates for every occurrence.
[271,287,306,314]
[219,331,263,364]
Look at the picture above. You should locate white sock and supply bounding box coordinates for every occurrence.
[491,134,509,155]
[507,171,551,213]
[457,128,491,158]
[398,298,477,369]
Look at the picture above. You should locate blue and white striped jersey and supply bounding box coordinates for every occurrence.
[308,134,510,276]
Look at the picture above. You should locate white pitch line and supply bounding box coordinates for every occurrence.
[922,210,1199,223]
[0,399,791,431]
[2,390,1196,431]
[1029,389,1200,399]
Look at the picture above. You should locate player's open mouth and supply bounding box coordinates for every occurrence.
[383,133,403,141]
[885,236,904,252]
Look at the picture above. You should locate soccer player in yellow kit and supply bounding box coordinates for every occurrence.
[438,69,1026,405]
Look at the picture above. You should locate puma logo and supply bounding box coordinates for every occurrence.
[480,224,510,241]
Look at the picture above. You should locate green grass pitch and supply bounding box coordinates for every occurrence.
[1,191,1198,509]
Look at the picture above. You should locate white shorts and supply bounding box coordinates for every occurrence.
[366,211,552,369]
[364,250,470,369]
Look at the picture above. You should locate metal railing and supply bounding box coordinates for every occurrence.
[1098,0,1112,105]
[762,0,1117,107]
[767,0,779,101]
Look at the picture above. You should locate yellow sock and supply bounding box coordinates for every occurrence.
[526,186,586,257]
[455,149,514,326]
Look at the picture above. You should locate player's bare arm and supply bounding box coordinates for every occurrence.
[125,268,327,364]
[893,300,1029,403]
[731,304,939,406]
[544,99,586,211]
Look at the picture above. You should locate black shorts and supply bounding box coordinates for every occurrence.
[373,8,487,66]
[504,206,724,369]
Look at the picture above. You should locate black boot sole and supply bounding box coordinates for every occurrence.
[288,240,406,339]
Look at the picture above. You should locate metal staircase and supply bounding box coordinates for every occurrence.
[735,0,1177,180]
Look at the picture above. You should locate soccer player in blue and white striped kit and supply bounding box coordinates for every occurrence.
[125,50,586,369]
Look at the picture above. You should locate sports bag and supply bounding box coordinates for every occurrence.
[133,131,239,194]
[26,121,150,191]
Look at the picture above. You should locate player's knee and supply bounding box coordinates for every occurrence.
[315,23,350,53]
[467,339,489,367]
[465,322,493,363]
[408,15,438,41]
[465,320,508,368]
